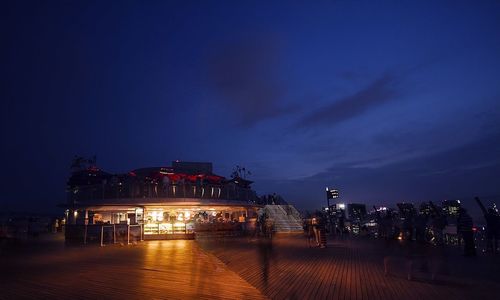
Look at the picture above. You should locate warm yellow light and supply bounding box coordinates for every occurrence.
[185,211,191,219]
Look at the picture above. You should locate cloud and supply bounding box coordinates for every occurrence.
[254,131,498,217]
[297,73,397,129]
[305,131,500,195]
[207,37,296,127]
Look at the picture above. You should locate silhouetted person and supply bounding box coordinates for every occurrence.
[312,216,320,246]
[382,210,395,241]
[475,197,499,253]
[457,208,476,257]
[257,212,268,237]
[263,217,274,239]
[385,209,401,240]
[337,214,345,237]
[258,233,274,287]
[400,209,416,241]
[415,213,428,244]
[317,216,327,248]
[429,201,447,245]
[305,219,315,247]
[373,206,385,239]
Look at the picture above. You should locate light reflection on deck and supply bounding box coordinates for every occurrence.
[0,237,266,299]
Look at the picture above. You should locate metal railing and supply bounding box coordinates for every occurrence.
[66,224,144,246]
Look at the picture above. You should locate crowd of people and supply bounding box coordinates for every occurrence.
[302,197,500,256]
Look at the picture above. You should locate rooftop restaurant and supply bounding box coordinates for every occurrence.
[64,161,261,243]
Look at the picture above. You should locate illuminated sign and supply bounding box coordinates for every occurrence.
[326,188,339,199]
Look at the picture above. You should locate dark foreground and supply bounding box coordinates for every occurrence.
[1,234,500,299]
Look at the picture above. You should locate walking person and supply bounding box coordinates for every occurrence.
[306,218,315,247]
[312,216,320,247]
[318,217,327,248]
[429,201,447,245]
[258,231,274,288]
[457,208,476,257]
[475,197,499,253]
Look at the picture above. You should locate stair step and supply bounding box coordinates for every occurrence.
[264,204,303,233]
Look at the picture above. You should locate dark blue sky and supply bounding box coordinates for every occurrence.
[1,1,500,217]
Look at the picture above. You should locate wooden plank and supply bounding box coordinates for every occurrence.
[4,233,500,300]
[199,234,500,300]
[0,239,267,300]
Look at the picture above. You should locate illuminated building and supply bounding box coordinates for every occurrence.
[442,200,461,217]
[64,161,260,240]
[347,203,367,222]
[419,202,432,216]
[396,202,416,219]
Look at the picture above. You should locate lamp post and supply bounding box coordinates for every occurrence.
[326,188,339,236]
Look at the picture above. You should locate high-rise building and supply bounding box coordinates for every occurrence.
[348,203,367,222]
[442,200,461,217]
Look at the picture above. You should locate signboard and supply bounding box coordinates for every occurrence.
[326,188,339,200]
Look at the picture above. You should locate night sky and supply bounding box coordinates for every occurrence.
[1,1,500,218]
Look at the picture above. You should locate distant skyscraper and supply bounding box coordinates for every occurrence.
[348,203,367,222]
[442,200,461,217]
[419,202,432,216]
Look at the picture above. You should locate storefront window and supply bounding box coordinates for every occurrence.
[141,207,252,235]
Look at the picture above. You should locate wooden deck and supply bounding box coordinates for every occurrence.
[198,234,500,300]
[0,236,266,300]
[2,233,500,299]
